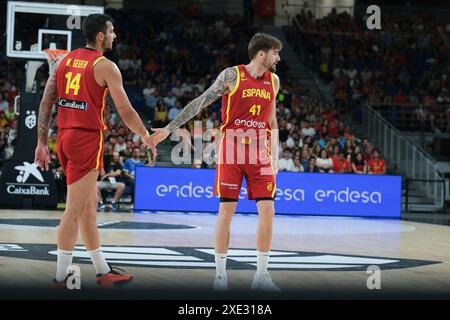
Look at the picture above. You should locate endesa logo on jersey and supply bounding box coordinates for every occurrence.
[234,118,266,129]
[135,167,402,218]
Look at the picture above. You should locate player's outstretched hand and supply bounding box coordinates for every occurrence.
[149,127,170,147]
[34,141,51,171]
[142,134,158,158]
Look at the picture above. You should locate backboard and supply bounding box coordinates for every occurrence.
[6,1,104,60]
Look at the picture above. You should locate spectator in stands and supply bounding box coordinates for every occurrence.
[311,144,322,158]
[6,118,17,147]
[362,143,374,162]
[301,120,316,138]
[368,149,387,175]
[123,147,146,190]
[303,135,314,150]
[205,112,219,130]
[181,77,195,96]
[145,89,161,123]
[118,52,132,71]
[292,155,304,172]
[343,139,355,159]
[114,136,127,155]
[4,103,16,122]
[277,103,290,119]
[352,152,367,174]
[354,145,362,157]
[168,100,182,122]
[278,149,295,172]
[278,120,289,142]
[328,118,340,138]
[300,148,311,171]
[163,91,177,109]
[307,157,320,173]
[171,80,183,98]
[316,149,334,173]
[343,125,355,140]
[0,93,8,112]
[153,99,168,128]
[332,151,352,173]
[332,145,340,159]
[142,79,155,99]
[97,152,126,211]
[286,132,302,149]
[0,110,8,127]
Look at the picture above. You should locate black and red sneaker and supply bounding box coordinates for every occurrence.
[51,272,75,289]
[96,265,134,287]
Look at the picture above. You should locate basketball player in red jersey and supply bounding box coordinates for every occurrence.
[151,33,282,291]
[34,14,156,287]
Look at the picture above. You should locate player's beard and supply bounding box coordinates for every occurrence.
[102,38,113,52]
[268,63,277,73]
[263,57,277,73]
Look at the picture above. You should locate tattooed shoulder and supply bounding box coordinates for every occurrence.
[216,66,238,95]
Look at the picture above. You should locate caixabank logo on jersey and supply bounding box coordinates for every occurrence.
[0,243,440,272]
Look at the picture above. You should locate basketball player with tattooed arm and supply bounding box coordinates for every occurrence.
[151,33,282,291]
[34,14,156,287]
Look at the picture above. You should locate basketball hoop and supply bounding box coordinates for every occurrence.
[43,48,69,75]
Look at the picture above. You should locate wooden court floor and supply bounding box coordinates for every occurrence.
[0,209,449,299]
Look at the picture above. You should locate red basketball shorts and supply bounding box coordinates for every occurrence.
[57,128,104,185]
[213,136,276,200]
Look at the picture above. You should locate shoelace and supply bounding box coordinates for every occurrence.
[108,265,128,275]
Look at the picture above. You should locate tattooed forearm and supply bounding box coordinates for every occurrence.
[165,67,237,133]
[37,71,58,144]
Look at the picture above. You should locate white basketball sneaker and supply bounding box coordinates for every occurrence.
[251,273,281,292]
[213,275,229,291]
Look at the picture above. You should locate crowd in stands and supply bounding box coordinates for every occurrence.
[0,7,390,206]
[274,93,386,174]
[286,8,450,132]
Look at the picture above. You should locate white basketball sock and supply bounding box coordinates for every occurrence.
[56,249,73,282]
[87,248,111,275]
[257,251,270,275]
[215,253,228,278]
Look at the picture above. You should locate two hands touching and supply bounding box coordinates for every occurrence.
[34,128,170,172]
[35,128,279,176]
[142,127,170,157]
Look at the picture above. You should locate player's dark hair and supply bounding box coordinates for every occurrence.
[248,32,283,60]
[82,14,114,44]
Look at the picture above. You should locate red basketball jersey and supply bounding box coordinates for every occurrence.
[220,64,276,139]
[55,48,108,130]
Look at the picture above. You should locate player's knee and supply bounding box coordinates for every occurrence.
[117,183,125,191]
[218,210,235,224]
[78,200,98,216]
[64,207,79,222]
[258,205,275,217]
